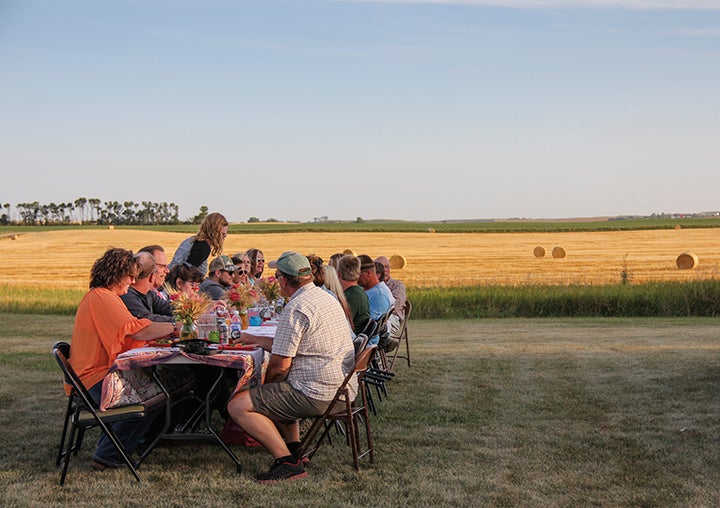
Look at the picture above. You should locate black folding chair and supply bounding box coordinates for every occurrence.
[52,341,158,485]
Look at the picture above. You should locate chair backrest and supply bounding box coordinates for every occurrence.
[375,306,394,339]
[359,317,378,339]
[354,345,377,376]
[397,299,412,337]
[53,342,100,411]
[353,333,370,356]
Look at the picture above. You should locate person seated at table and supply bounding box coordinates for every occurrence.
[227,251,356,483]
[199,255,235,300]
[166,262,204,293]
[246,248,265,284]
[337,254,370,337]
[375,255,407,347]
[323,264,353,326]
[120,251,175,323]
[68,247,178,471]
[138,244,170,300]
[328,252,344,270]
[358,254,395,347]
[231,252,252,286]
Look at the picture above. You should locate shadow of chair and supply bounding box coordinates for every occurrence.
[300,345,378,470]
[52,341,159,486]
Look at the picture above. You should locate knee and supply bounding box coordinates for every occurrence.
[227,390,252,420]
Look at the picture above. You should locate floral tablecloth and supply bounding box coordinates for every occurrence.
[103,346,266,410]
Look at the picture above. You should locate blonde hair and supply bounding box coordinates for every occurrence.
[324,265,352,324]
[195,212,228,256]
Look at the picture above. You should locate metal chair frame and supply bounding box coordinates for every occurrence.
[53,341,151,485]
[301,345,378,470]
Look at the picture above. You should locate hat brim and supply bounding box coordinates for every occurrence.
[268,260,278,269]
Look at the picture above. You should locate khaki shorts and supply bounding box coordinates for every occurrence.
[250,381,331,423]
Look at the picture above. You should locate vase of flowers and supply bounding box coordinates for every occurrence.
[224,283,259,329]
[179,321,199,340]
[256,276,282,320]
[166,287,213,340]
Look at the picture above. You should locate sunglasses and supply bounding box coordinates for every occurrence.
[235,269,247,275]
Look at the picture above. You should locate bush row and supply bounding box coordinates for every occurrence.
[3,280,720,319]
[408,280,720,319]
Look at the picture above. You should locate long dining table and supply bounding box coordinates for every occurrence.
[104,324,276,472]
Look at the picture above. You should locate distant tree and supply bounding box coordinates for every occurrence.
[88,198,101,222]
[356,216,364,223]
[248,217,260,223]
[265,218,278,223]
[74,197,87,223]
[191,206,209,224]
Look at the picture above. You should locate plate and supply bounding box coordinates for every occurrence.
[147,340,176,347]
[218,344,256,351]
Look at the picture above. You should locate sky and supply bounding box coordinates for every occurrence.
[1,0,720,223]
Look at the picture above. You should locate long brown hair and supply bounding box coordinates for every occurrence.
[195,212,228,256]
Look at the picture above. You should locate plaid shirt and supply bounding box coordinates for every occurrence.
[272,283,357,401]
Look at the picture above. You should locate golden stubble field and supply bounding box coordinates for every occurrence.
[1,228,719,289]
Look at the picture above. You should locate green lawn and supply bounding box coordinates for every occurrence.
[1,315,719,507]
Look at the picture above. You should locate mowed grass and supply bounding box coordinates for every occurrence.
[3,228,720,289]
[1,314,719,506]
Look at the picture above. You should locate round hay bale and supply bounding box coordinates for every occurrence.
[676,252,698,270]
[390,254,407,270]
[551,246,566,259]
[533,246,546,258]
[674,225,682,230]
[342,248,355,256]
[108,225,115,230]
[427,228,436,233]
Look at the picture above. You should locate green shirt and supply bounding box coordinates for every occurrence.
[344,285,370,335]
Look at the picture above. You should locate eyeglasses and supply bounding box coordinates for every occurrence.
[181,280,201,289]
[156,263,168,269]
[235,269,247,275]
[256,259,265,264]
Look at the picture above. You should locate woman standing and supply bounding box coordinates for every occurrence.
[168,212,229,276]
[69,247,177,470]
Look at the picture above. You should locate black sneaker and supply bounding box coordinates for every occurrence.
[255,458,307,483]
[287,442,310,465]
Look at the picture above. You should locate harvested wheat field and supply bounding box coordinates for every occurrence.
[1,228,719,289]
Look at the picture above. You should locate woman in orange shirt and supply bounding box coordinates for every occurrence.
[70,247,177,470]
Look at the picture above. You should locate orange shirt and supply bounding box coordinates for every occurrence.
[67,287,151,394]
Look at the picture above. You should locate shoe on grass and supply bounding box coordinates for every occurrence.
[255,457,307,483]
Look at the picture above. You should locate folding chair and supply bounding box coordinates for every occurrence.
[389,299,412,369]
[301,345,377,470]
[53,341,154,486]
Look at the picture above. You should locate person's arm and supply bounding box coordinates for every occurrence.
[265,354,292,383]
[234,331,273,351]
[128,321,177,341]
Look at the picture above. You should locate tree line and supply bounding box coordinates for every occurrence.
[0,198,209,225]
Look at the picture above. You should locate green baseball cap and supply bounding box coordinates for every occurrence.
[268,251,312,277]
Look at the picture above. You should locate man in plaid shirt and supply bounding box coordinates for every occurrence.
[227,251,356,483]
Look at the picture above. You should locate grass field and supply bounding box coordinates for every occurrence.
[2,227,720,289]
[1,315,719,507]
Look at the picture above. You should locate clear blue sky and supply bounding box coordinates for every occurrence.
[2,0,719,222]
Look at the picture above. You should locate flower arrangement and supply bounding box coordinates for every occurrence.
[224,283,260,312]
[166,286,213,325]
[257,276,282,302]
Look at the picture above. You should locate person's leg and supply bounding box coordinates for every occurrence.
[87,382,160,468]
[226,390,291,459]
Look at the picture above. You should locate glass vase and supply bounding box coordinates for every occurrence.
[179,321,198,340]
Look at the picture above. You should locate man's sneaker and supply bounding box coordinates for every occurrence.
[255,458,307,483]
[287,442,310,465]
